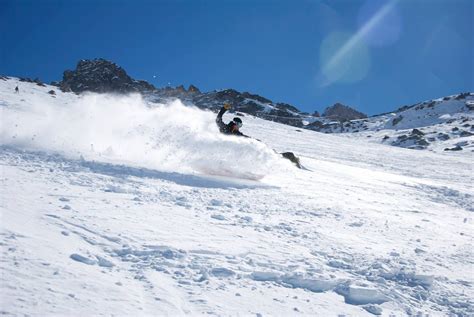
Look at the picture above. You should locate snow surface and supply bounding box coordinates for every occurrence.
[1,77,473,316]
[309,94,474,153]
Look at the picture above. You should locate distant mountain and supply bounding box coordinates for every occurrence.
[8,58,474,152]
[307,94,474,151]
[57,59,309,127]
[59,58,155,94]
[322,103,367,121]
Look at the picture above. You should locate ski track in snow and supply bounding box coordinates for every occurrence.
[1,78,473,316]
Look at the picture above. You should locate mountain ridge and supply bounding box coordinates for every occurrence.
[3,58,473,152]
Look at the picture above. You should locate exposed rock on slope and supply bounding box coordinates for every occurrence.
[60,58,156,93]
[322,103,368,121]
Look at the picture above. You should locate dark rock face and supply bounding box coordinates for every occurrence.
[437,133,450,141]
[392,116,403,126]
[322,103,367,121]
[455,92,470,100]
[444,145,463,151]
[175,85,186,93]
[188,85,200,94]
[60,58,156,94]
[19,77,46,86]
[194,89,262,113]
[392,131,430,149]
[460,130,474,137]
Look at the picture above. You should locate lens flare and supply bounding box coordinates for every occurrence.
[317,0,400,87]
[319,31,371,86]
[357,0,402,47]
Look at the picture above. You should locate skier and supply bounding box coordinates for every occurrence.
[216,103,249,137]
[216,103,302,168]
[14,86,19,94]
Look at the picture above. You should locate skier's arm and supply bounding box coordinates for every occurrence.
[216,104,231,130]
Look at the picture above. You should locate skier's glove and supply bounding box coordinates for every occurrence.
[224,103,231,110]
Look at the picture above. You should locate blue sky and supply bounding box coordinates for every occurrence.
[1,0,472,115]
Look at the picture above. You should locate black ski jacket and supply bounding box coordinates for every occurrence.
[216,107,248,137]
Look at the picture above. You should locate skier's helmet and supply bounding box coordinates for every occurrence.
[233,117,243,128]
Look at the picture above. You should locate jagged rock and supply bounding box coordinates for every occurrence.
[241,91,272,104]
[466,101,474,111]
[393,132,430,149]
[307,121,324,129]
[28,78,46,87]
[437,133,450,141]
[392,116,403,126]
[188,84,200,94]
[59,58,156,94]
[444,145,463,151]
[416,138,430,146]
[459,131,474,137]
[426,101,436,108]
[322,103,367,121]
[60,83,72,92]
[455,92,470,100]
[175,85,186,93]
[312,111,320,117]
[19,77,34,83]
[276,102,299,113]
[411,129,424,136]
[0,75,8,81]
[306,120,336,132]
[48,90,56,95]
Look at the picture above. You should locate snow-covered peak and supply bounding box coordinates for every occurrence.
[307,93,474,152]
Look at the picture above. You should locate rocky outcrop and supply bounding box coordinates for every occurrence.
[59,59,156,94]
[54,59,320,128]
[19,77,46,87]
[322,103,367,121]
[391,129,430,150]
[188,85,200,94]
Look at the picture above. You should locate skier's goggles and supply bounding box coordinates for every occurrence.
[235,121,243,128]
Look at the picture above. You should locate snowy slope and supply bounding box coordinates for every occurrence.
[307,94,474,153]
[1,77,473,316]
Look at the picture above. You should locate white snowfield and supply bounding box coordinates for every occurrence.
[1,78,473,316]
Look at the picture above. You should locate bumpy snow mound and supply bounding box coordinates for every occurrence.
[0,92,282,178]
